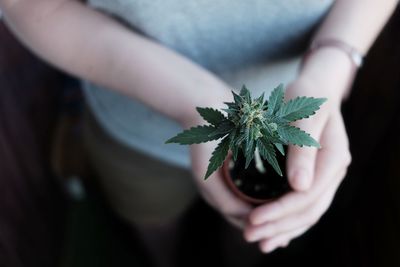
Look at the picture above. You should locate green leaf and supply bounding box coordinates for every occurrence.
[267,83,285,115]
[244,127,252,152]
[240,85,252,103]
[277,96,327,122]
[260,121,274,136]
[235,130,247,146]
[256,92,265,105]
[231,91,243,105]
[277,125,320,148]
[204,137,230,179]
[224,102,239,109]
[257,139,283,176]
[243,126,259,168]
[274,143,285,156]
[229,129,240,161]
[222,108,238,117]
[268,114,290,125]
[232,145,240,161]
[245,129,256,168]
[165,125,223,145]
[196,107,226,126]
[239,113,248,126]
[209,120,235,138]
[244,143,255,168]
[259,123,283,144]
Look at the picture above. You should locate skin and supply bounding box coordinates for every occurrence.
[1,0,398,255]
[244,0,399,253]
[0,0,251,229]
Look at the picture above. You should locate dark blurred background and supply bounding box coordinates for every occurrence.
[0,6,399,267]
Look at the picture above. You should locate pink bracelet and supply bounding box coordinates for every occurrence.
[301,38,364,71]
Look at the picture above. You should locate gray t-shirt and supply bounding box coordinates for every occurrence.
[83,0,333,168]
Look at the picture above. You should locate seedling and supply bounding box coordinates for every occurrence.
[166,84,326,180]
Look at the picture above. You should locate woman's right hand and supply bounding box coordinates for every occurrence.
[190,141,252,229]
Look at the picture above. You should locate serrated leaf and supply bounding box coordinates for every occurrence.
[244,127,252,152]
[244,127,257,168]
[267,83,285,115]
[165,125,222,145]
[222,108,238,117]
[278,96,327,122]
[196,107,226,126]
[209,120,235,137]
[244,142,255,169]
[232,145,240,161]
[229,128,241,161]
[231,91,243,105]
[259,123,283,144]
[240,85,251,103]
[268,114,290,125]
[229,128,238,147]
[239,114,248,125]
[235,131,247,146]
[204,137,230,179]
[256,92,265,105]
[224,101,239,109]
[277,125,320,148]
[274,143,285,156]
[260,121,274,136]
[257,139,282,176]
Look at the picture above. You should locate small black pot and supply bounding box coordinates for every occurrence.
[221,152,291,205]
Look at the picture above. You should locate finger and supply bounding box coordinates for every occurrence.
[261,171,346,249]
[284,82,329,192]
[286,116,327,191]
[245,175,339,242]
[226,215,247,229]
[258,226,309,253]
[196,169,252,217]
[191,143,252,219]
[249,115,350,225]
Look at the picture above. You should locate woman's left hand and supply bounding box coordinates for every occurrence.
[243,48,354,253]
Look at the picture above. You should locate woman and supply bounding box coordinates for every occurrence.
[0,0,398,266]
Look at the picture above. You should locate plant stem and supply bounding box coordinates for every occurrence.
[254,147,266,174]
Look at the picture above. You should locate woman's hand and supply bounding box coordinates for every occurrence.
[190,141,252,229]
[243,48,354,253]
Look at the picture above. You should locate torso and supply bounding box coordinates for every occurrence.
[83,0,334,168]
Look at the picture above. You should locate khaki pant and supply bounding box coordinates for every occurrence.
[82,108,198,225]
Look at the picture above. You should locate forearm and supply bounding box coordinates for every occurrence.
[1,0,230,126]
[314,0,399,54]
[299,0,398,99]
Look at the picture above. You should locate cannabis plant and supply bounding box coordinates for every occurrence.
[166,84,326,179]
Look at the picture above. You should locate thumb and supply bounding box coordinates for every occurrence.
[286,113,327,191]
[286,145,317,191]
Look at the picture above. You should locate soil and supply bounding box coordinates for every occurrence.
[228,152,291,200]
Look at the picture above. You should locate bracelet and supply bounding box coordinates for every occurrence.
[300,38,364,100]
[301,38,364,70]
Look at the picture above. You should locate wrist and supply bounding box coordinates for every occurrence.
[304,38,364,69]
[299,47,356,102]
